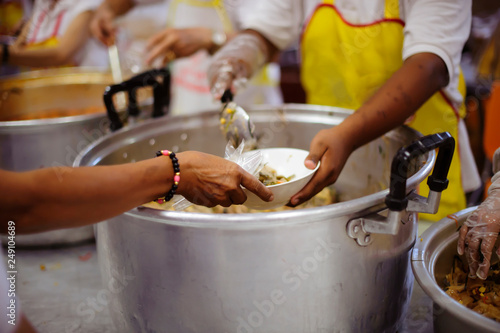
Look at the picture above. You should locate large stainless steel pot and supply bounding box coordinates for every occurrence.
[75,105,453,333]
[412,207,500,333]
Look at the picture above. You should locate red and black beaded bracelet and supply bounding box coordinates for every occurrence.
[155,150,180,204]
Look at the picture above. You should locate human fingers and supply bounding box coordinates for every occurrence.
[90,17,111,45]
[289,162,332,207]
[458,213,475,255]
[145,30,178,65]
[457,224,469,256]
[209,60,235,101]
[146,29,171,51]
[227,187,247,206]
[477,231,496,279]
[465,228,481,278]
[240,169,273,202]
[289,131,338,206]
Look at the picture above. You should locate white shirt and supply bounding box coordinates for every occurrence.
[26,0,108,68]
[243,0,480,192]
[243,0,471,112]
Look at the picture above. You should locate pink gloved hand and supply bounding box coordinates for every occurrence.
[458,167,500,279]
[207,32,268,101]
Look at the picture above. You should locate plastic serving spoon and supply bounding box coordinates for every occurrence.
[219,89,257,150]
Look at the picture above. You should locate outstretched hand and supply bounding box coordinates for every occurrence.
[177,151,273,207]
[289,127,353,206]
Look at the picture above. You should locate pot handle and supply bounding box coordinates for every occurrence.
[221,89,233,103]
[103,68,170,131]
[386,131,455,212]
[347,132,455,243]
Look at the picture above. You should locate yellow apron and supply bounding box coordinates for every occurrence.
[301,0,466,220]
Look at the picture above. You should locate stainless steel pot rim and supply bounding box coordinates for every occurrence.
[411,207,500,331]
[76,106,434,227]
[0,67,114,126]
[0,66,111,81]
[0,112,108,127]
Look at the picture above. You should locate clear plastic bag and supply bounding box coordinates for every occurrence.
[172,140,262,211]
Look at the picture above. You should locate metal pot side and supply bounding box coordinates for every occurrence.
[77,104,434,333]
[412,207,500,333]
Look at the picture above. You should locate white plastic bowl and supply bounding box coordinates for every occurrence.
[243,148,320,210]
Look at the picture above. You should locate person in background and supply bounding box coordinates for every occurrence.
[0,0,107,69]
[90,0,282,116]
[0,0,32,76]
[0,150,273,333]
[458,147,500,280]
[208,0,481,220]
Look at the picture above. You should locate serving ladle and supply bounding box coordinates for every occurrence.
[219,89,257,150]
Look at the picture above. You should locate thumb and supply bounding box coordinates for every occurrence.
[304,145,324,170]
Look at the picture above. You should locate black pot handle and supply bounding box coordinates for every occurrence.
[220,89,233,104]
[103,68,171,131]
[385,132,455,211]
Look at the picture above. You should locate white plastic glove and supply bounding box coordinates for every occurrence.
[458,147,500,279]
[208,32,268,101]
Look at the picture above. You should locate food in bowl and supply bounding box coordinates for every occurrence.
[443,256,500,322]
[258,164,295,186]
[242,148,320,210]
[143,186,337,213]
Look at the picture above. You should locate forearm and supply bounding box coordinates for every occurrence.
[7,45,75,67]
[208,29,279,97]
[335,52,449,151]
[6,11,93,68]
[0,158,173,234]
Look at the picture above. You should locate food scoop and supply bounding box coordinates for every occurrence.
[219,89,257,150]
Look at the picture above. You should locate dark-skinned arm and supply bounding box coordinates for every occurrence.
[290,52,450,205]
[0,151,273,234]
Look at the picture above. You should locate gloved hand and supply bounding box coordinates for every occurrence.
[208,32,268,101]
[458,148,500,279]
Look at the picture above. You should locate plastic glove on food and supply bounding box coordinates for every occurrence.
[458,172,500,279]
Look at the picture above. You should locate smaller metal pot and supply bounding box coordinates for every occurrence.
[412,208,500,333]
